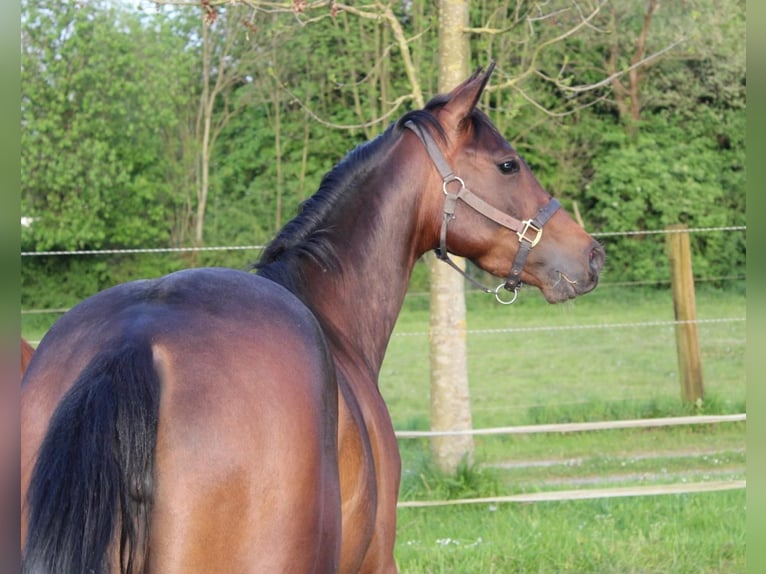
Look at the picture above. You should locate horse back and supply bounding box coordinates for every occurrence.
[21,267,341,573]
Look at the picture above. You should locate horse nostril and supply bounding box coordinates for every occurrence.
[589,244,605,277]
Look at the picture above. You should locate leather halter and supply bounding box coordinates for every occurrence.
[404,120,560,304]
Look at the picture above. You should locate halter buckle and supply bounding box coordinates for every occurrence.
[517,219,543,247]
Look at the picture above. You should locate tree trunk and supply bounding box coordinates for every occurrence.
[194,15,212,247]
[429,0,474,474]
[273,76,283,231]
[193,6,255,246]
[607,0,659,138]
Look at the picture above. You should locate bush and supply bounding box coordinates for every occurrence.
[582,111,745,284]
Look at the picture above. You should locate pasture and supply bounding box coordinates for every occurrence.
[382,278,746,573]
[22,278,746,572]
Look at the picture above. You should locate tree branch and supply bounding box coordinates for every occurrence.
[488,0,605,93]
[278,86,413,130]
[538,37,686,96]
[510,83,610,118]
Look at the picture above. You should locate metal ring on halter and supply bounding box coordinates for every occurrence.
[442,175,465,195]
[493,283,518,305]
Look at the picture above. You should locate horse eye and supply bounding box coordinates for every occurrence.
[498,159,520,174]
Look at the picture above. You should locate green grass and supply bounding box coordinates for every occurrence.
[383,282,746,573]
[381,282,746,429]
[396,431,745,573]
[395,490,745,573]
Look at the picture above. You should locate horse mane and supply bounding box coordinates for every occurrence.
[254,88,498,294]
[254,107,447,292]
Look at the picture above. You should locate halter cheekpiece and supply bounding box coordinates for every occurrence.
[404,120,560,305]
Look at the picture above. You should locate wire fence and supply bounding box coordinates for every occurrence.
[19,225,746,257]
[392,316,744,338]
[394,414,746,506]
[19,224,747,318]
[21,225,747,505]
[20,315,746,349]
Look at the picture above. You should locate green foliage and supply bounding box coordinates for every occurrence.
[20,251,189,310]
[22,1,187,250]
[21,0,199,303]
[20,0,746,310]
[583,112,745,283]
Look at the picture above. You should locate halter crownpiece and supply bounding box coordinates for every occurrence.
[403,120,561,304]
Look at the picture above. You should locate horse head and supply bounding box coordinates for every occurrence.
[408,64,604,303]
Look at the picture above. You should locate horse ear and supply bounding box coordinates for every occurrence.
[440,62,496,132]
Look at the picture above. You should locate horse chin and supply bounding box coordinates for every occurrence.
[539,283,578,304]
[538,270,595,303]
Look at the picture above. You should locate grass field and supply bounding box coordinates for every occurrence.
[395,490,745,573]
[22,280,746,572]
[381,280,746,573]
[381,280,745,429]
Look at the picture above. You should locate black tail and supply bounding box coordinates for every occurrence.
[22,341,161,574]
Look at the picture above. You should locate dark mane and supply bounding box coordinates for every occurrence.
[254,108,446,291]
[255,126,396,286]
[253,89,497,294]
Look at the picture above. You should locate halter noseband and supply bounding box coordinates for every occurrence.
[404,120,560,304]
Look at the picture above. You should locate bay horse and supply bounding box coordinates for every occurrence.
[21,65,604,573]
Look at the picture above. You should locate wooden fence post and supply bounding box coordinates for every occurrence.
[665,224,704,403]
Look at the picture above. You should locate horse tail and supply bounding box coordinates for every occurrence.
[22,340,161,574]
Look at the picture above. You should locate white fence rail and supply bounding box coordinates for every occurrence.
[396,414,746,506]
[394,413,746,438]
[397,480,746,508]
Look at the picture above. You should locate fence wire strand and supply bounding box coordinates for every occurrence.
[591,225,745,238]
[394,413,746,438]
[20,225,746,257]
[392,317,745,337]
[21,244,267,257]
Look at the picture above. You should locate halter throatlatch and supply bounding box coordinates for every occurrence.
[404,120,561,304]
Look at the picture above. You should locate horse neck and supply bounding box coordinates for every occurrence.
[294,156,434,380]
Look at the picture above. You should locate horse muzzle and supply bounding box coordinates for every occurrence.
[540,240,605,303]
